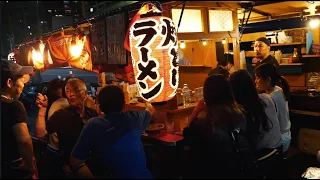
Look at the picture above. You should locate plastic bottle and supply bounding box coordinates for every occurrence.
[68,71,74,78]
[182,84,191,108]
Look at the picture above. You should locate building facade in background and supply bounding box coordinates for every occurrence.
[1,1,89,57]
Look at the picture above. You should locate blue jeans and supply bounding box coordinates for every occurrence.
[281,130,291,153]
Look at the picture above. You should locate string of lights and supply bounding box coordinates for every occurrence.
[16,1,187,48]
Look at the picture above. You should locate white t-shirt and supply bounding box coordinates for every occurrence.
[270,86,291,132]
[47,98,69,150]
[256,94,282,149]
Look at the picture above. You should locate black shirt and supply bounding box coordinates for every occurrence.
[46,105,98,164]
[255,55,280,70]
[208,66,230,78]
[1,97,28,162]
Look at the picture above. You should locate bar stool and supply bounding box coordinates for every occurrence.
[253,148,281,179]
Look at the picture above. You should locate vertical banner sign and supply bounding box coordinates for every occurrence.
[106,13,127,65]
[129,13,179,103]
[91,20,107,65]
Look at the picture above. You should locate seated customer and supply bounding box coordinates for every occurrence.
[208,59,230,78]
[183,74,253,178]
[255,63,291,154]
[70,85,155,179]
[229,70,282,151]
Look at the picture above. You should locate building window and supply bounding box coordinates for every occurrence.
[209,10,233,32]
[48,9,52,13]
[30,32,32,35]
[40,21,47,24]
[74,14,79,17]
[63,1,70,4]
[90,7,93,12]
[73,1,78,3]
[171,8,203,33]
[65,10,71,13]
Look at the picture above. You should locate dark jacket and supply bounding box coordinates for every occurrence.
[183,117,254,178]
[208,66,230,79]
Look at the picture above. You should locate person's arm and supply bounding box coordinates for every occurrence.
[35,93,48,138]
[13,123,35,174]
[145,101,155,117]
[11,101,35,175]
[187,98,205,127]
[35,107,48,138]
[70,120,95,179]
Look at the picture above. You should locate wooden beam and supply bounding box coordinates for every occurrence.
[178,32,237,41]
[166,1,240,10]
[232,11,241,70]
[250,8,272,17]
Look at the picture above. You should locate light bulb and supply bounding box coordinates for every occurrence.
[202,40,207,46]
[222,39,226,44]
[309,19,320,29]
[32,50,42,63]
[70,45,83,57]
[180,41,185,49]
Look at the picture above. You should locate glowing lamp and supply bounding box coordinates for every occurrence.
[70,36,85,57]
[180,41,185,49]
[129,12,179,103]
[309,19,320,29]
[30,41,45,69]
[202,40,207,46]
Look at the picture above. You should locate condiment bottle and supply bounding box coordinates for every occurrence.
[292,48,299,63]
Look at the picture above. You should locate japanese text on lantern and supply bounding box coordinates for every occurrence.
[130,16,179,102]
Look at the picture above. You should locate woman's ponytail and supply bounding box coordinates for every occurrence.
[278,76,290,102]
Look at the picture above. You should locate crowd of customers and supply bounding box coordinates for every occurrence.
[1,55,292,179]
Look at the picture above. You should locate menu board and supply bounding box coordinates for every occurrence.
[106,13,127,65]
[91,20,107,65]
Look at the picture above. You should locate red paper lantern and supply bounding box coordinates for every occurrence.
[129,13,179,102]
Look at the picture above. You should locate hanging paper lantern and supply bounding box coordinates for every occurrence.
[28,41,45,70]
[129,12,179,103]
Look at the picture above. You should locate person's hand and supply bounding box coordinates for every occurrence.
[84,95,94,108]
[80,95,94,119]
[145,101,155,116]
[13,163,36,179]
[195,98,205,112]
[36,93,48,109]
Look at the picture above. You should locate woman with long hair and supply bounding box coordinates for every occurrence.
[183,74,252,178]
[254,63,291,154]
[229,70,282,151]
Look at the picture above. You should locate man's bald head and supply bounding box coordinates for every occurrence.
[66,78,87,91]
[65,78,88,107]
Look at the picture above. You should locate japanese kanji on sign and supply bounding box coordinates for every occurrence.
[129,6,179,103]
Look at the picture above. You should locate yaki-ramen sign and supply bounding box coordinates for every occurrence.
[129,14,179,103]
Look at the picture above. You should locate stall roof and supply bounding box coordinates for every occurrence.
[238,1,320,24]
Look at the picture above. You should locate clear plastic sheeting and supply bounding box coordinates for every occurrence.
[302,167,320,179]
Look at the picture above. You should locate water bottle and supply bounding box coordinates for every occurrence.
[182,84,191,108]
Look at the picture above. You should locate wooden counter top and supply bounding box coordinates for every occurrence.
[290,109,320,117]
[125,102,196,114]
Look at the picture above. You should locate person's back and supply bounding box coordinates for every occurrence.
[70,85,154,179]
[256,94,282,150]
[81,111,152,178]
[183,75,253,178]
[270,86,291,132]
